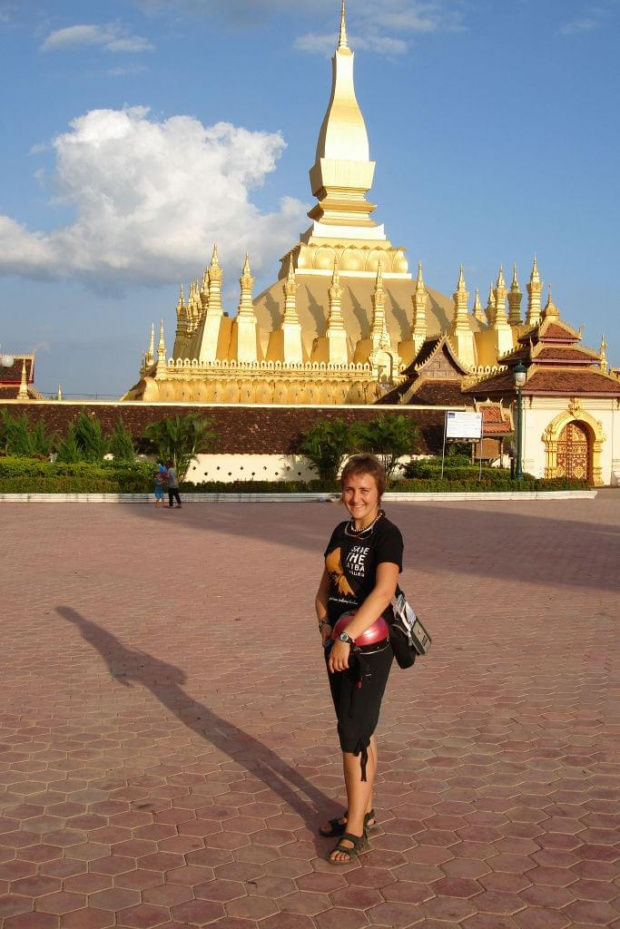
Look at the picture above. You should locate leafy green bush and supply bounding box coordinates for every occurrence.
[0,410,53,457]
[299,418,351,481]
[352,414,420,479]
[108,420,136,461]
[143,413,216,477]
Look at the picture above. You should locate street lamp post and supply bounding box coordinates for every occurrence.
[513,361,527,480]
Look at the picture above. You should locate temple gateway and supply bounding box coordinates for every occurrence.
[119,1,619,484]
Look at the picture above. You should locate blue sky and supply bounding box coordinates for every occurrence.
[0,0,618,396]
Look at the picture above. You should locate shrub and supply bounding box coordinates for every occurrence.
[299,418,352,481]
[108,420,136,462]
[0,410,53,458]
[351,414,420,479]
[143,413,216,478]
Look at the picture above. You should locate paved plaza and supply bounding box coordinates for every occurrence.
[1,494,619,929]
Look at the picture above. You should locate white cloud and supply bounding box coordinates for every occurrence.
[559,0,619,35]
[560,17,599,35]
[41,23,154,53]
[0,107,307,288]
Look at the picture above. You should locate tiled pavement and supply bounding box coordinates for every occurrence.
[1,493,619,929]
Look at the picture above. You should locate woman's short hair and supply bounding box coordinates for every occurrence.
[340,454,386,499]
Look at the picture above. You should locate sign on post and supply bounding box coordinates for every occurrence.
[442,411,484,478]
[445,411,483,440]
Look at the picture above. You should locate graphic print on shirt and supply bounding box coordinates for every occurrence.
[326,544,371,598]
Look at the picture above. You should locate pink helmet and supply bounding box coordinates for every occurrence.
[332,610,390,646]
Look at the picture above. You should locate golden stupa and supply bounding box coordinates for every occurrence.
[124,1,534,406]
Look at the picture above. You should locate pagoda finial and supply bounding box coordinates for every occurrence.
[543,284,559,318]
[416,261,425,289]
[332,255,340,285]
[338,0,349,49]
[210,244,220,269]
[17,359,29,400]
[243,252,251,276]
[508,263,522,325]
[497,263,506,288]
[600,335,608,374]
[157,319,166,358]
[473,288,486,324]
[457,263,466,291]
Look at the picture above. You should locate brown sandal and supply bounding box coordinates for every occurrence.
[328,831,369,865]
[319,809,377,838]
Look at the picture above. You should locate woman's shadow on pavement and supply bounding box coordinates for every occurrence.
[56,605,336,846]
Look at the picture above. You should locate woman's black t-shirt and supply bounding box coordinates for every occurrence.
[323,514,404,624]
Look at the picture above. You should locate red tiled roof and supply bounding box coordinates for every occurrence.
[540,322,580,341]
[524,369,620,395]
[535,347,600,363]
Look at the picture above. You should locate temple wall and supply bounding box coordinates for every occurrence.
[0,401,448,458]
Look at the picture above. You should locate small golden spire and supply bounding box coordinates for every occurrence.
[456,263,466,292]
[338,0,349,49]
[332,255,340,285]
[497,263,506,288]
[543,284,559,318]
[210,244,220,269]
[178,284,185,306]
[243,252,251,276]
[511,264,520,289]
[375,261,384,291]
[531,255,541,284]
[157,319,166,361]
[473,288,487,324]
[600,335,608,373]
[416,261,425,290]
[17,359,29,400]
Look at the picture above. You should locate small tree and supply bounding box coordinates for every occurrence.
[143,413,216,480]
[108,420,136,462]
[352,414,420,480]
[0,410,52,458]
[73,409,108,462]
[56,423,82,463]
[299,418,352,481]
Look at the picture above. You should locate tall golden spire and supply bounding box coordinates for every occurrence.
[146,322,155,364]
[237,253,258,363]
[600,335,608,374]
[207,244,223,317]
[308,1,376,230]
[338,0,348,49]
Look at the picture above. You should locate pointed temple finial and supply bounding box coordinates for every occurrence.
[416,261,425,289]
[508,263,522,326]
[600,334,608,373]
[457,263,466,291]
[338,0,349,49]
[17,359,29,400]
[543,283,559,318]
[211,244,220,269]
[243,252,251,276]
[332,255,340,285]
[473,288,487,324]
[497,263,506,288]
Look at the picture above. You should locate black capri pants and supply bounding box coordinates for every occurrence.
[325,642,394,780]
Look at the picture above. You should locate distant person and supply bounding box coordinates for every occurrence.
[153,465,166,507]
[315,454,403,864]
[166,459,182,509]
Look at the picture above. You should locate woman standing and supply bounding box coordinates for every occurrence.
[315,454,403,864]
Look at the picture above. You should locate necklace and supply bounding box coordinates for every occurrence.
[344,510,384,537]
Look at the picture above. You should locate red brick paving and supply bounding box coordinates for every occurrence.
[1,492,619,928]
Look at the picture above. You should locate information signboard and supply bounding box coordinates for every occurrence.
[445,411,483,440]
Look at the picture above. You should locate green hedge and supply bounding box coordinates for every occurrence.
[0,457,592,494]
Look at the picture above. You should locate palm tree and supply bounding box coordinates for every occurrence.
[143,414,216,481]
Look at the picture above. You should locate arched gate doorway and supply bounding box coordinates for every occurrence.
[556,420,592,481]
